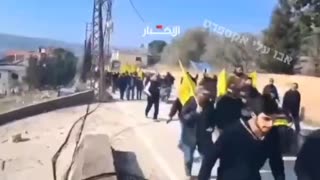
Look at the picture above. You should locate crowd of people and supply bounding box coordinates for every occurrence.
[165,65,319,180]
[107,65,319,180]
[107,71,175,120]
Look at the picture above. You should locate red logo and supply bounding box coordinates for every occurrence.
[156,25,163,29]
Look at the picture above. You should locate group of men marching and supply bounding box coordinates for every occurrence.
[108,71,145,100]
[109,71,175,120]
[109,65,319,180]
[165,65,319,180]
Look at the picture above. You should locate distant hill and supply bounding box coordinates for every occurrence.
[0,33,83,57]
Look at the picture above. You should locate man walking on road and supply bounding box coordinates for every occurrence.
[198,94,285,180]
[179,86,215,177]
[263,78,280,104]
[136,75,144,100]
[126,73,136,100]
[282,83,301,133]
[145,74,161,120]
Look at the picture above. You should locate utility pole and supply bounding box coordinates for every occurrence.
[97,0,105,101]
[105,0,113,73]
[91,0,113,101]
[85,23,92,48]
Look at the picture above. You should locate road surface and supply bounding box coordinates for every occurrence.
[0,91,317,180]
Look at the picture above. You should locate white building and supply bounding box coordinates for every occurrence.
[0,65,27,94]
[111,48,149,66]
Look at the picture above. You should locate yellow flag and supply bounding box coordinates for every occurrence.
[217,69,228,97]
[137,68,143,78]
[120,64,130,73]
[249,71,258,88]
[178,60,196,105]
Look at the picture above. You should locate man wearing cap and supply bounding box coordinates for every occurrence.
[179,86,216,176]
[198,94,285,180]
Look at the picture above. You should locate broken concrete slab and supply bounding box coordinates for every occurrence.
[11,133,30,143]
[69,134,116,180]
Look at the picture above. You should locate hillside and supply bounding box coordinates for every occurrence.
[0,33,83,57]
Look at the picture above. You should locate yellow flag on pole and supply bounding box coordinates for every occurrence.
[217,69,228,97]
[178,60,196,106]
[249,71,258,88]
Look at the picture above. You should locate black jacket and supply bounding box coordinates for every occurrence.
[198,120,285,180]
[180,97,216,154]
[196,100,215,155]
[263,84,279,101]
[282,90,301,117]
[295,129,320,180]
[215,95,244,130]
[148,80,160,97]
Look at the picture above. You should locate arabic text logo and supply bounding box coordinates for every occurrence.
[142,25,180,37]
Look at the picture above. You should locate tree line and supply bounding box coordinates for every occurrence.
[147,0,320,76]
[25,48,77,89]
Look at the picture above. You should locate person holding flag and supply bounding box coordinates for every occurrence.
[176,60,217,177]
[179,86,215,176]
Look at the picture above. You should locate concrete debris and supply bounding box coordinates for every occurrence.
[0,159,5,171]
[11,133,30,143]
[69,134,116,180]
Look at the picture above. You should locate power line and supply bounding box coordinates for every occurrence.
[128,0,146,23]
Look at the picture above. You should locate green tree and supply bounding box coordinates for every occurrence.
[80,39,92,82]
[25,57,41,89]
[161,28,209,66]
[294,0,320,32]
[293,0,320,76]
[35,48,77,87]
[148,40,167,65]
[148,40,167,56]
[260,0,300,74]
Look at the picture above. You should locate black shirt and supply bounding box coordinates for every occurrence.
[148,80,160,97]
[198,120,285,180]
[215,95,244,130]
[282,90,301,118]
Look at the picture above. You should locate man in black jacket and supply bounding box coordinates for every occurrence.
[179,86,216,176]
[118,73,128,100]
[135,75,144,100]
[198,94,285,180]
[145,74,161,120]
[263,78,280,104]
[282,83,301,133]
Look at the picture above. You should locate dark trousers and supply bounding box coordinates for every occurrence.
[119,88,125,100]
[126,86,135,100]
[136,88,142,100]
[145,95,159,119]
[112,81,117,93]
[293,115,301,133]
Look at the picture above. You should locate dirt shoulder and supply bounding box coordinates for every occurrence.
[0,102,186,180]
